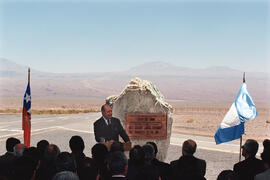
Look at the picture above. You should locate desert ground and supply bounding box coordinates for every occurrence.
[0,97,269,142]
[0,97,269,179]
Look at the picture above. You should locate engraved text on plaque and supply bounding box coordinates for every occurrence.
[125,113,167,139]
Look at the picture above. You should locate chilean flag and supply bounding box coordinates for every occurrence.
[22,82,31,147]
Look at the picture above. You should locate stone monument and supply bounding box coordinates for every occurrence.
[106,77,173,160]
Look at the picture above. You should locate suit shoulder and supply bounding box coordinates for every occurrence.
[94,117,103,126]
[111,117,122,124]
[112,117,120,121]
[254,157,263,163]
[233,161,242,171]
[198,158,206,164]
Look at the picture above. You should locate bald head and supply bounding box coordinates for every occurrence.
[182,139,197,156]
[14,143,26,157]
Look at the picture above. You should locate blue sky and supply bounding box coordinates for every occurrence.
[0,0,269,73]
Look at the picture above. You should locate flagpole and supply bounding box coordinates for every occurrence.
[239,136,242,161]
[239,72,245,162]
[28,68,30,84]
[28,67,30,132]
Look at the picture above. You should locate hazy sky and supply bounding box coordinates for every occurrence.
[0,0,269,73]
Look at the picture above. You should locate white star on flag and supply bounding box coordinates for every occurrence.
[24,93,31,103]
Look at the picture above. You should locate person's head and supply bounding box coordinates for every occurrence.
[14,143,27,157]
[182,139,197,156]
[241,139,259,158]
[129,145,145,165]
[110,141,124,153]
[91,143,109,162]
[217,170,237,180]
[37,140,49,156]
[6,137,20,152]
[69,135,85,153]
[52,171,79,180]
[23,147,41,162]
[146,141,158,157]
[261,147,270,169]
[55,152,76,173]
[142,144,155,163]
[44,144,60,163]
[263,139,270,150]
[101,104,112,120]
[107,151,128,176]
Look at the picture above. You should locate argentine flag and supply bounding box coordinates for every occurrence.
[215,83,257,144]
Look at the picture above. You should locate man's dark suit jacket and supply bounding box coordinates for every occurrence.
[0,152,17,178]
[94,117,130,142]
[151,158,171,180]
[170,155,206,180]
[233,156,265,180]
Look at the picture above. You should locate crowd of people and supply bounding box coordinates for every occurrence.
[0,136,269,180]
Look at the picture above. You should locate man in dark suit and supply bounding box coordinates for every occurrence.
[0,137,20,178]
[146,141,171,180]
[94,104,130,143]
[233,139,265,180]
[255,144,270,180]
[170,139,206,180]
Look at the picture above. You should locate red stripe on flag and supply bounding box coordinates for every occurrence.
[22,107,31,147]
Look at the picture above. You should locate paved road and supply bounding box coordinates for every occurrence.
[0,113,264,180]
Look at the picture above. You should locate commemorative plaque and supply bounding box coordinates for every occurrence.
[125,113,167,139]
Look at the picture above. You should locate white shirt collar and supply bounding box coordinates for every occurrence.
[102,116,109,125]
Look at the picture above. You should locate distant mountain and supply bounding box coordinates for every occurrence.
[127,61,191,75]
[126,61,244,78]
[0,58,46,77]
[0,58,28,77]
[0,58,269,103]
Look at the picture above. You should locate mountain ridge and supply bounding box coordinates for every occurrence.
[0,58,269,103]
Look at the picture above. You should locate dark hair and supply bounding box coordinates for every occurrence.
[217,170,235,180]
[107,151,127,175]
[55,152,76,173]
[142,144,155,163]
[91,143,108,162]
[23,147,41,162]
[52,171,79,180]
[146,141,158,155]
[37,140,49,156]
[44,144,60,165]
[183,140,197,155]
[261,147,270,165]
[242,139,259,157]
[6,137,20,152]
[101,104,111,112]
[129,145,145,165]
[263,139,270,149]
[110,141,124,153]
[69,135,85,152]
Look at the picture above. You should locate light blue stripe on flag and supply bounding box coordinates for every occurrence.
[235,83,257,122]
